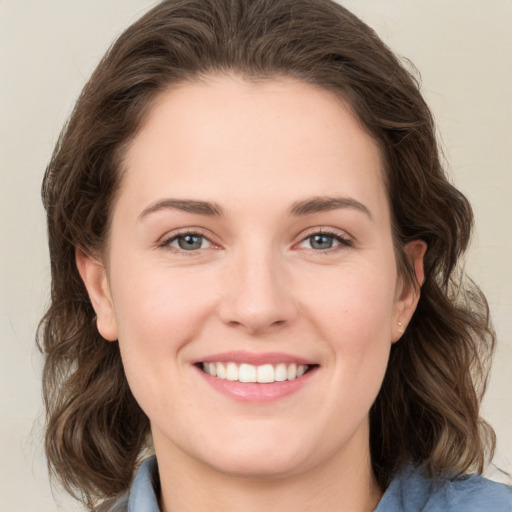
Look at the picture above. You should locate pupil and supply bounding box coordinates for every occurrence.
[311,234,333,249]
[178,235,202,250]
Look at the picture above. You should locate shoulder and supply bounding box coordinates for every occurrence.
[442,473,512,512]
[375,464,512,512]
[451,473,511,506]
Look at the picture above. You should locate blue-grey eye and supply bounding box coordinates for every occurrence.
[169,234,211,251]
[309,234,335,250]
[299,233,346,250]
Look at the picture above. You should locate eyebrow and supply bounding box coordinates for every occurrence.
[138,195,372,220]
[139,199,224,219]
[288,196,373,219]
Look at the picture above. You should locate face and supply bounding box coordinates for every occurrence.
[79,75,423,479]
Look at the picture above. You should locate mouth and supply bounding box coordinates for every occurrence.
[193,352,319,401]
[198,362,316,383]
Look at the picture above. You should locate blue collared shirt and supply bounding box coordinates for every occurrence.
[106,456,512,511]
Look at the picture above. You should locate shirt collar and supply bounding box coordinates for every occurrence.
[127,456,161,512]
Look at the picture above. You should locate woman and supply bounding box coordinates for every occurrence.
[38,0,511,511]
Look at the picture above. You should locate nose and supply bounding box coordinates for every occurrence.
[218,248,298,335]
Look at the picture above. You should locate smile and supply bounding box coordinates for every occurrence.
[201,362,311,383]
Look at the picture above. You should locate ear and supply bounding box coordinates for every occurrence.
[391,240,427,343]
[75,247,118,341]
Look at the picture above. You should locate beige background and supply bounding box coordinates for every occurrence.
[0,1,510,510]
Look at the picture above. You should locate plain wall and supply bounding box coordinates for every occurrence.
[0,1,510,510]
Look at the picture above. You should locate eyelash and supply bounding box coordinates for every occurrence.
[158,228,214,253]
[298,228,353,252]
[158,228,353,254]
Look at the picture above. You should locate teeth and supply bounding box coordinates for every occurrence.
[226,362,238,381]
[275,363,287,382]
[239,363,257,383]
[201,362,310,383]
[257,364,275,383]
[287,363,297,380]
[216,362,226,379]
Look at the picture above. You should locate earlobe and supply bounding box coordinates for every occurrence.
[75,248,118,341]
[392,240,427,342]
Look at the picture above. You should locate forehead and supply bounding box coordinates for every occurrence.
[119,75,388,222]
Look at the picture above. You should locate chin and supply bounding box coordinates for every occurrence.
[201,428,324,480]
[203,449,307,480]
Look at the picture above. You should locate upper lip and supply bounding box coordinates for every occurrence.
[193,351,317,366]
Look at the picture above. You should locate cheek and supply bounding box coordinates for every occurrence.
[109,266,218,418]
[301,262,396,399]
[112,267,216,349]
[300,262,398,344]
[107,256,215,385]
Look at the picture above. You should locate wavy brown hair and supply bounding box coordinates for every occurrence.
[38,0,496,508]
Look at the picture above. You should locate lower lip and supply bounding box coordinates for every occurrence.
[195,366,317,402]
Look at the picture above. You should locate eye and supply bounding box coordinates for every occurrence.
[166,232,212,251]
[298,231,352,251]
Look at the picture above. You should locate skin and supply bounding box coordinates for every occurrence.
[77,75,425,512]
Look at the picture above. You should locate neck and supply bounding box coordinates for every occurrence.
[154,425,382,512]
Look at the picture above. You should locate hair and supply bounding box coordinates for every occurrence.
[38,0,496,508]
